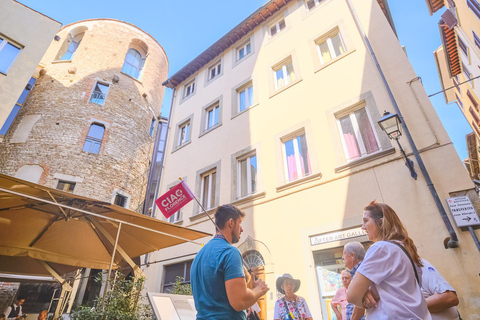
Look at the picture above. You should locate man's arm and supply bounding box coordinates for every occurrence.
[425,291,459,313]
[351,306,366,320]
[330,302,342,320]
[4,306,11,318]
[225,277,269,312]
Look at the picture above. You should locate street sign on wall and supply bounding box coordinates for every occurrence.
[446,196,480,228]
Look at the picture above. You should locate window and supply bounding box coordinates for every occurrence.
[316,31,346,65]
[237,41,251,60]
[56,180,76,192]
[60,33,84,61]
[467,90,479,111]
[473,31,480,50]
[208,61,221,80]
[114,194,128,207]
[200,170,216,210]
[237,84,254,112]
[454,76,461,93]
[462,62,472,84]
[282,133,311,182]
[122,48,145,79]
[162,260,193,293]
[467,0,480,20]
[455,93,464,109]
[0,77,36,136]
[83,123,105,154]
[0,37,21,74]
[184,80,195,98]
[237,154,257,199]
[305,0,326,10]
[167,185,183,223]
[337,107,380,161]
[205,103,220,131]
[89,82,109,105]
[269,19,286,37]
[149,118,156,137]
[273,58,295,90]
[177,121,190,147]
[458,36,468,56]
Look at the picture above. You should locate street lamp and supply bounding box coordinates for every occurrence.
[378,111,417,179]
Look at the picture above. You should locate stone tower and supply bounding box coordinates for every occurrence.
[0,19,168,212]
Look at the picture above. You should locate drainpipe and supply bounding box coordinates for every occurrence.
[345,0,459,248]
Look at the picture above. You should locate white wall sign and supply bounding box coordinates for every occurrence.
[310,227,367,246]
[446,196,480,227]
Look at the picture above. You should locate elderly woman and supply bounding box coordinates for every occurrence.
[347,201,431,319]
[274,273,313,320]
[331,270,351,320]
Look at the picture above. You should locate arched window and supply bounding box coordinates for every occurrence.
[55,26,87,61]
[242,250,265,269]
[122,48,145,79]
[83,123,105,154]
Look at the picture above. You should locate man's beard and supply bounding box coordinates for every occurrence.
[231,230,240,244]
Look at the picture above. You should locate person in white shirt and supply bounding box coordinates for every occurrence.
[347,201,431,320]
[421,259,460,320]
[3,297,25,320]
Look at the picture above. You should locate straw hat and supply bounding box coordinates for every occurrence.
[276,273,301,294]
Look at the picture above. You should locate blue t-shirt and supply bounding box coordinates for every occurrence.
[191,237,246,320]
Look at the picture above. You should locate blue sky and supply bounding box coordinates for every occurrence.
[18,0,471,160]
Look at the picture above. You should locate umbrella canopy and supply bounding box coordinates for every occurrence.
[0,174,210,272]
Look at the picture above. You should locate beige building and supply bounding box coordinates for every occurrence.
[145,0,480,318]
[0,0,61,139]
[429,0,480,179]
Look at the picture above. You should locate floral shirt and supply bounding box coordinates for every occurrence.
[274,296,312,320]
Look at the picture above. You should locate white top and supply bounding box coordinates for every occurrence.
[357,241,431,320]
[421,259,459,320]
[4,303,22,319]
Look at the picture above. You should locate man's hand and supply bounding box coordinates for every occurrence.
[252,278,269,297]
[362,289,379,309]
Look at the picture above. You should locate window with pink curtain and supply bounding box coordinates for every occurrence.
[339,108,379,161]
[355,108,379,154]
[284,134,311,182]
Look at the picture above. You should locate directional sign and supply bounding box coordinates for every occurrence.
[446,196,480,228]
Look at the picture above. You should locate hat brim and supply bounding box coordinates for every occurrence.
[276,277,301,294]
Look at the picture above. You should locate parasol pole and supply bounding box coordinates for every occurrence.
[101,222,122,310]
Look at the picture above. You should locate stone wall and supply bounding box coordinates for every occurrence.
[0,19,168,212]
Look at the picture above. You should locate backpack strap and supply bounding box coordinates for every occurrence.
[387,240,420,285]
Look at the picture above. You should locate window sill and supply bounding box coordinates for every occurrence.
[121,71,143,84]
[314,50,356,74]
[198,123,222,138]
[52,60,72,64]
[231,103,259,120]
[232,191,266,206]
[335,147,395,173]
[276,172,322,192]
[269,78,303,99]
[190,208,216,222]
[171,140,192,154]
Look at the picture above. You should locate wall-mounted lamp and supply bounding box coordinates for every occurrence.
[378,111,417,179]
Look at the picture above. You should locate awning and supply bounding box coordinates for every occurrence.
[0,173,211,272]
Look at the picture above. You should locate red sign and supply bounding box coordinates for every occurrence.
[155,181,195,219]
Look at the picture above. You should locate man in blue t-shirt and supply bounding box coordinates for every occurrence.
[191,204,269,320]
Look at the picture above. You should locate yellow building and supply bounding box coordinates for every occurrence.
[0,0,61,139]
[145,0,480,318]
[429,0,480,179]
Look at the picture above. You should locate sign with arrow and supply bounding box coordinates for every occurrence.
[446,196,480,228]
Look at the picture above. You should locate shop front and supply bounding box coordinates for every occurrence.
[309,227,370,320]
